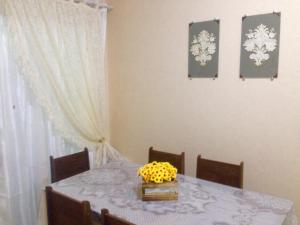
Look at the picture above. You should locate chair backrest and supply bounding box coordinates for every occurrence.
[50,148,90,183]
[196,155,244,188]
[101,209,135,225]
[46,186,93,225]
[148,146,185,174]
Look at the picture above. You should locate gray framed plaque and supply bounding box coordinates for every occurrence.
[240,12,281,79]
[188,19,220,78]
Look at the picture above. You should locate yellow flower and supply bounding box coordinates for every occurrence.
[138,161,177,184]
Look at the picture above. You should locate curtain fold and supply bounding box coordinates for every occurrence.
[4,0,122,166]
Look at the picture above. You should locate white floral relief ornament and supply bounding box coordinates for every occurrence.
[243,24,277,66]
[190,30,216,66]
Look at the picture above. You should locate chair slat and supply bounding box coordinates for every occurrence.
[101,208,135,225]
[50,148,90,183]
[196,155,244,188]
[148,146,185,174]
[46,186,99,225]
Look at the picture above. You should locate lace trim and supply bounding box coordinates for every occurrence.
[283,206,298,225]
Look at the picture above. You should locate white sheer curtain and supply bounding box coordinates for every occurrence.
[0,16,78,225]
[4,0,122,166]
[0,0,122,224]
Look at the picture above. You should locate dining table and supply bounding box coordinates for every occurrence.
[51,160,297,225]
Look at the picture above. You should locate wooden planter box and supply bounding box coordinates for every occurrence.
[141,181,178,201]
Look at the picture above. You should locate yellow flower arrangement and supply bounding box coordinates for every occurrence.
[138,161,177,184]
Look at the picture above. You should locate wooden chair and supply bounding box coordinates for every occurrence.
[50,148,90,183]
[148,146,185,174]
[46,186,100,225]
[101,208,135,225]
[196,155,244,188]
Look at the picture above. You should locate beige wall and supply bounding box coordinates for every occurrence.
[107,0,300,218]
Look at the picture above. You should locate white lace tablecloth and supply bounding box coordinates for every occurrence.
[51,161,297,225]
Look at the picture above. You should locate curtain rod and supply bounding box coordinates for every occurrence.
[99,3,113,11]
[67,0,113,11]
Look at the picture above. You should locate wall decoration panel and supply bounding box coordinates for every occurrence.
[188,20,220,78]
[240,12,281,79]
